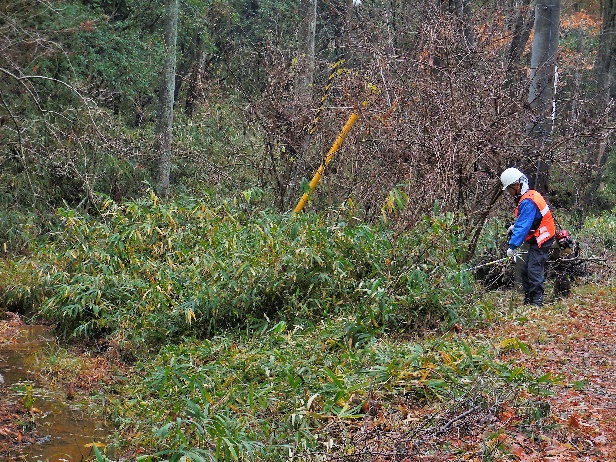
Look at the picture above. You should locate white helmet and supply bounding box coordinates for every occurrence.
[500,167,524,190]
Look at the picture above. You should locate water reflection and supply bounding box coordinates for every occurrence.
[0,324,112,461]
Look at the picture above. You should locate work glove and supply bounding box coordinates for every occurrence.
[506,224,514,237]
[506,248,516,258]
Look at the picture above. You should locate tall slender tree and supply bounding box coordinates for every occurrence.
[526,0,561,194]
[584,0,616,205]
[507,0,534,71]
[282,0,317,208]
[296,0,317,99]
[156,0,179,199]
[447,0,474,48]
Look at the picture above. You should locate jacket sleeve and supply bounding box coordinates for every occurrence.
[508,199,538,249]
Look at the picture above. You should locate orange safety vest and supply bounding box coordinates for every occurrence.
[514,190,555,248]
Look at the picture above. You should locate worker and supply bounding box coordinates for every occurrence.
[500,167,555,306]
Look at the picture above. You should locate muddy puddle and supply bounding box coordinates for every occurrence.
[0,324,113,461]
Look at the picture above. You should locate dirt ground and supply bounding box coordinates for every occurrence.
[480,286,616,461]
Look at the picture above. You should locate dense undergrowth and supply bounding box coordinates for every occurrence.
[1,195,614,461]
[0,192,472,352]
[99,318,556,461]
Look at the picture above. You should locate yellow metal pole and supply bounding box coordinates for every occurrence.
[293,112,358,214]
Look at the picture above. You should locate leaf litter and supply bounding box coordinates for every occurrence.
[307,282,616,461]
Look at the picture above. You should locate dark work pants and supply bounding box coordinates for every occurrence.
[521,238,554,306]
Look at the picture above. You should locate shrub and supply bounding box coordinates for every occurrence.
[0,258,47,314]
[576,207,616,252]
[2,192,474,351]
[0,207,42,256]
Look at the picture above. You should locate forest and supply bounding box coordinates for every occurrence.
[1,0,615,460]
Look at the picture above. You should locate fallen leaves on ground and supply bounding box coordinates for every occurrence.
[481,285,616,461]
[319,282,616,461]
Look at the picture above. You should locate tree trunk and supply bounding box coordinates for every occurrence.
[156,0,179,199]
[296,0,317,100]
[507,0,533,70]
[584,0,616,206]
[185,34,209,117]
[527,0,561,138]
[283,0,318,209]
[447,0,474,48]
[526,0,561,195]
[595,0,616,100]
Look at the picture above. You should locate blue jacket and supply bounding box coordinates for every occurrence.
[508,198,542,249]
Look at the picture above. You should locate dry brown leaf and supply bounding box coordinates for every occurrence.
[544,442,570,455]
[566,413,582,429]
[510,444,526,458]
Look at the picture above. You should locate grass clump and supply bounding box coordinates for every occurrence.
[0,258,47,316]
[5,192,473,352]
[101,317,553,461]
